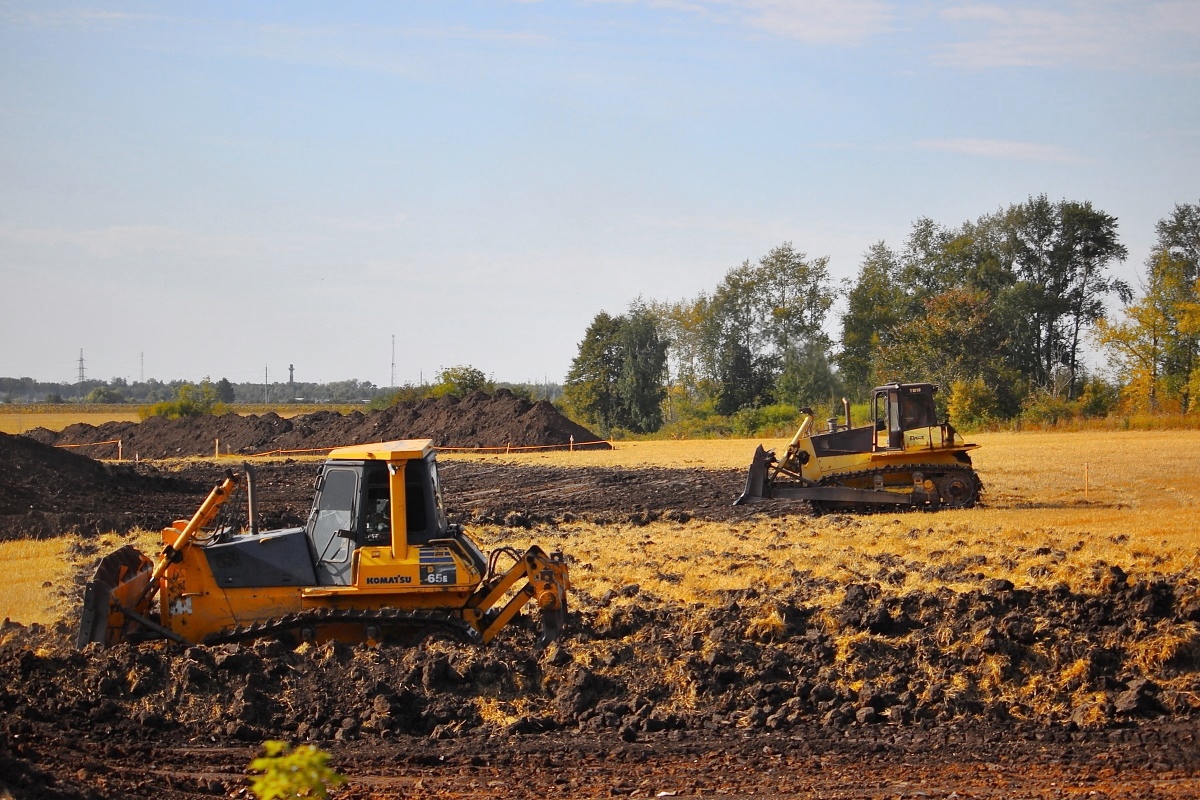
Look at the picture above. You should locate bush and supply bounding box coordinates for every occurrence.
[1020,391,1076,426]
[249,741,344,800]
[1078,379,1120,418]
[139,378,226,420]
[948,378,998,428]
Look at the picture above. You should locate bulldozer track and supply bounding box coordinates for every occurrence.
[815,463,983,511]
[201,606,483,647]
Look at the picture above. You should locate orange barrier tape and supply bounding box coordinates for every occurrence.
[246,446,339,458]
[437,440,612,453]
[55,439,121,449]
[246,440,612,458]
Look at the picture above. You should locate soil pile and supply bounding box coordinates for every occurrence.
[0,433,201,541]
[24,390,607,460]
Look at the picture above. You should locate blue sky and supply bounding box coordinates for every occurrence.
[2,1,1198,388]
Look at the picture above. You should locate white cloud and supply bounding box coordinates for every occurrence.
[917,138,1086,163]
[732,0,896,44]
[932,1,1200,70]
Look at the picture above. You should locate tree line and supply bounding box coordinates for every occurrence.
[564,197,1200,436]
[0,371,562,408]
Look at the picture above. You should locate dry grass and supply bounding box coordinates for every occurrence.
[0,538,72,623]
[0,410,142,434]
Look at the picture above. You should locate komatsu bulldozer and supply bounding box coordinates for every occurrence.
[78,439,569,650]
[735,382,982,511]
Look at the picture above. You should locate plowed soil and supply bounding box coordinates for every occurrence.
[2,432,1199,799]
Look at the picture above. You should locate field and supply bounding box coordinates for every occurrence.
[1,429,1199,799]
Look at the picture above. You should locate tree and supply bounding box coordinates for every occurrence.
[776,340,843,408]
[430,365,493,397]
[838,242,905,397]
[565,307,669,435]
[1095,202,1200,414]
[1094,286,1170,413]
[84,385,125,404]
[216,377,236,403]
[617,303,669,433]
[1000,196,1128,397]
[565,312,627,436]
[704,243,836,412]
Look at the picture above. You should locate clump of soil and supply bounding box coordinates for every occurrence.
[25,390,607,460]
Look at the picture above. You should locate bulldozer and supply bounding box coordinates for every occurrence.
[735,382,981,511]
[78,439,569,650]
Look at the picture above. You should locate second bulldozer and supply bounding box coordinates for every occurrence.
[736,382,981,511]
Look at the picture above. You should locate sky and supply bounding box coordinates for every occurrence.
[2,1,1198,388]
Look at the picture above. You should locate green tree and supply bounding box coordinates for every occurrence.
[216,377,236,403]
[838,241,905,397]
[565,307,668,435]
[564,312,626,436]
[1001,196,1128,397]
[84,385,125,404]
[705,243,835,412]
[430,365,493,397]
[617,303,669,433]
[775,340,843,408]
[142,377,224,419]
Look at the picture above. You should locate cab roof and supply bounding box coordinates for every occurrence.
[326,439,435,462]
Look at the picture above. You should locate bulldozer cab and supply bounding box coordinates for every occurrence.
[874,383,938,450]
[306,441,456,586]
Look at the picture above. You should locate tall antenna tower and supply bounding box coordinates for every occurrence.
[140,352,144,382]
[264,365,269,403]
[391,335,396,387]
[77,349,86,384]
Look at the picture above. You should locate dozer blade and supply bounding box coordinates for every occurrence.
[734,445,774,505]
[77,545,154,649]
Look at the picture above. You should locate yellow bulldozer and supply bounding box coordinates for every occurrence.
[78,439,569,650]
[735,382,982,511]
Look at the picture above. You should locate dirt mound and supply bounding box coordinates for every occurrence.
[25,390,607,460]
[0,433,202,541]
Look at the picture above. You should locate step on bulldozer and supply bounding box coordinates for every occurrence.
[78,440,569,651]
[735,383,982,511]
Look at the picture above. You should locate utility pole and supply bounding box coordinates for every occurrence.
[391,335,396,388]
[264,366,269,403]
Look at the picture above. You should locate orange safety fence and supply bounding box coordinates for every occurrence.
[246,439,612,458]
[56,439,123,459]
[436,440,612,453]
[47,439,611,460]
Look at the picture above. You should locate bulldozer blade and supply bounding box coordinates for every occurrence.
[77,545,154,649]
[734,445,774,506]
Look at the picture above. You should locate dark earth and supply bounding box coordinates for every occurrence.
[2,403,1199,799]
